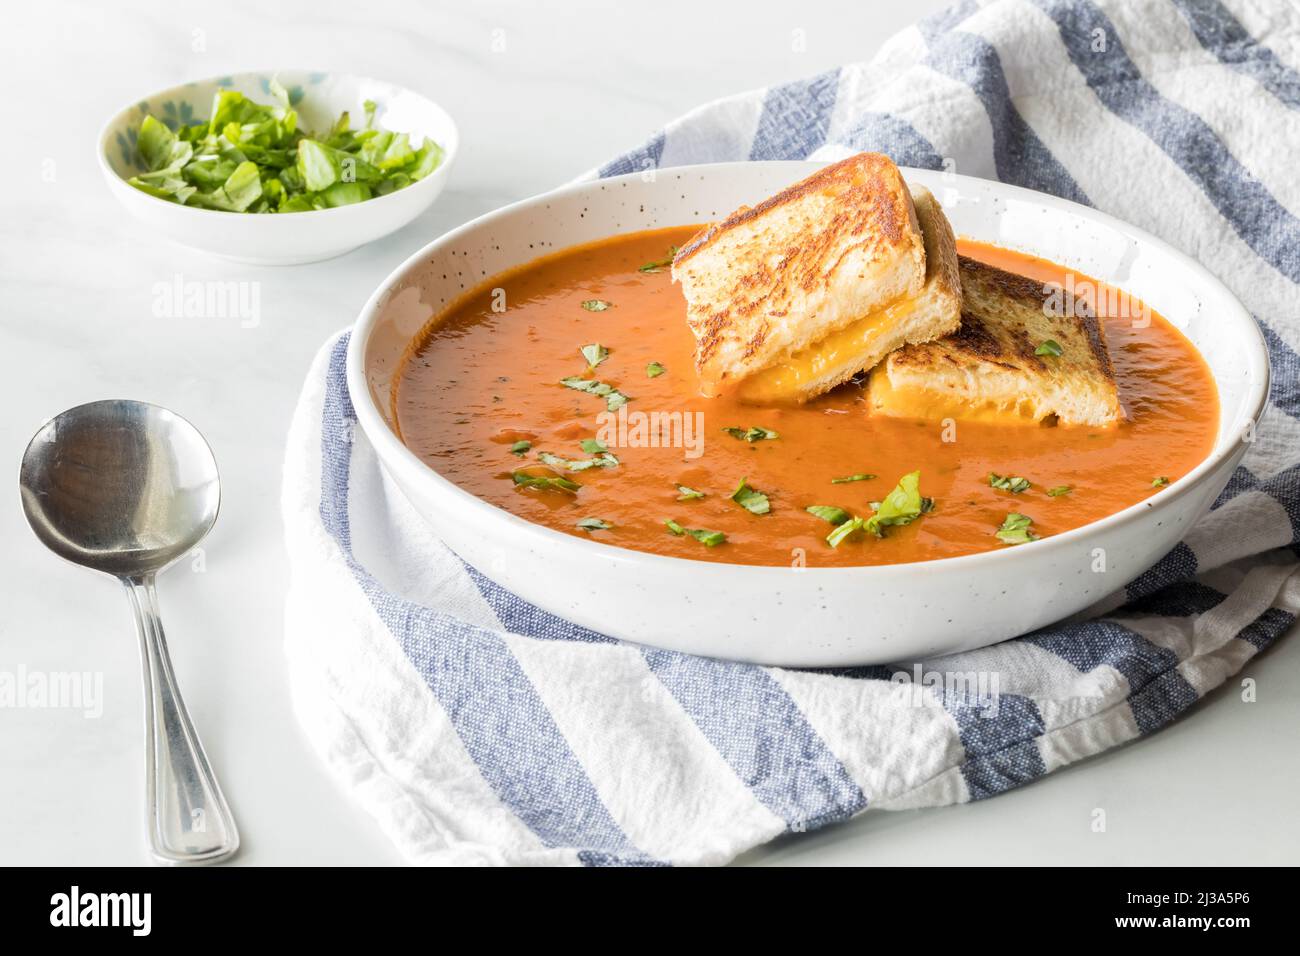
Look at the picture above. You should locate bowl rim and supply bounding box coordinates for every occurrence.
[96,68,460,221]
[347,160,1271,578]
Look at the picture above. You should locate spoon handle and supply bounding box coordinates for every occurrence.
[124,575,240,865]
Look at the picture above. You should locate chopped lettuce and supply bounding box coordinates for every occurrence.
[722,426,779,443]
[996,512,1039,545]
[827,516,865,548]
[729,477,771,515]
[559,376,631,411]
[665,520,726,547]
[988,473,1031,494]
[863,470,933,538]
[806,505,850,525]
[579,343,609,369]
[126,86,444,213]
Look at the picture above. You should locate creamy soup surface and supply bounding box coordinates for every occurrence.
[394,226,1218,567]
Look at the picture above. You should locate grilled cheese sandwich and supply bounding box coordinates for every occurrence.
[734,185,960,403]
[671,153,960,402]
[868,256,1124,427]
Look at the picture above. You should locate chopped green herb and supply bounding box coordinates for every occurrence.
[580,343,609,368]
[1047,485,1073,497]
[989,473,1031,494]
[864,470,933,538]
[126,87,444,213]
[1152,476,1170,488]
[646,361,666,378]
[539,450,619,472]
[676,485,706,501]
[664,520,725,546]
[831,473,876,484]
[1035,339,1063,357]
[996,512,1039,545]
[722,426,780,443]
[509,440,532,457]
[638,247,678,273]
[511,472,580,493]
[580,438,608,454]
[576,517,611,531]
[560,376,631,411]
[827,516,866,548]
[729,477,771,515]
[581,299,613,312]
[806,505,851,525]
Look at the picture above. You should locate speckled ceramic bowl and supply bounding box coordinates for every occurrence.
[98,70,458,265]
[348,162,1268,666]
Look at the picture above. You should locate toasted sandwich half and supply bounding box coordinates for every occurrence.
[671,154,961,402]
[867,256,1125,427]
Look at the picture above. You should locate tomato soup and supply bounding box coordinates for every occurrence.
[394,226,1218,567]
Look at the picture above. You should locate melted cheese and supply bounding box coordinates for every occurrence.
[734,297,914,404]
[868,373,1043,424]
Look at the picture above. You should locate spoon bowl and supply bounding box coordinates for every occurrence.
[20,400,220,578]
[20,399,239,866]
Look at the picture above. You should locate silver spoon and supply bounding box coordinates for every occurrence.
[19,399,239,865]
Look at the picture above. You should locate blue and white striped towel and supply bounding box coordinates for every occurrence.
[283,0,1300,865]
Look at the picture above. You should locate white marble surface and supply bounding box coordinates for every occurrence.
[2,0,1296,867]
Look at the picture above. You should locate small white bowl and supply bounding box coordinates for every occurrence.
[98,70,458,265]
[349,162,1269,666]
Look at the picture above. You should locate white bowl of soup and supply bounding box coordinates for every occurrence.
[348,162,1268,666]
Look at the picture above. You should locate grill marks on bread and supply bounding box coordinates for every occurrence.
[672,153,928,394]
[872,256,1123,426]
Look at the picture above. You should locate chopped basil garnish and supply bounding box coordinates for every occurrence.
[827,516,865,548]
[646,361,665,378]
[989,473,1031,494]
[864,470,932,538]
[665,519,725,546]
[580,438,608,454]
[1035,339,1063,357]
[581,299,612,312]
[124,92,445,213]
[576,517,611,531]
[539,450,619,472]
[722,425,780,442]
[511,472,580,493]
[580,343,609,368]
[1047,485,1072,497]
[996,512,1038,545]
[1152,476,1170,488]
[560,375,630,411]
[730,477,771,515]
[806,505,851,525]
[831,473,876,484]
[676,485,706,500]
[509,440,531,457]
[638,247,678,273]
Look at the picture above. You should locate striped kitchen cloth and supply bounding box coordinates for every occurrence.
[283,0,1300,865]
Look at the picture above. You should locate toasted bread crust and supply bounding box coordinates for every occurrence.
[673,154,914,266]
[892,258,1117,387]
[672,153,929,393]
[872,257,1124,426]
